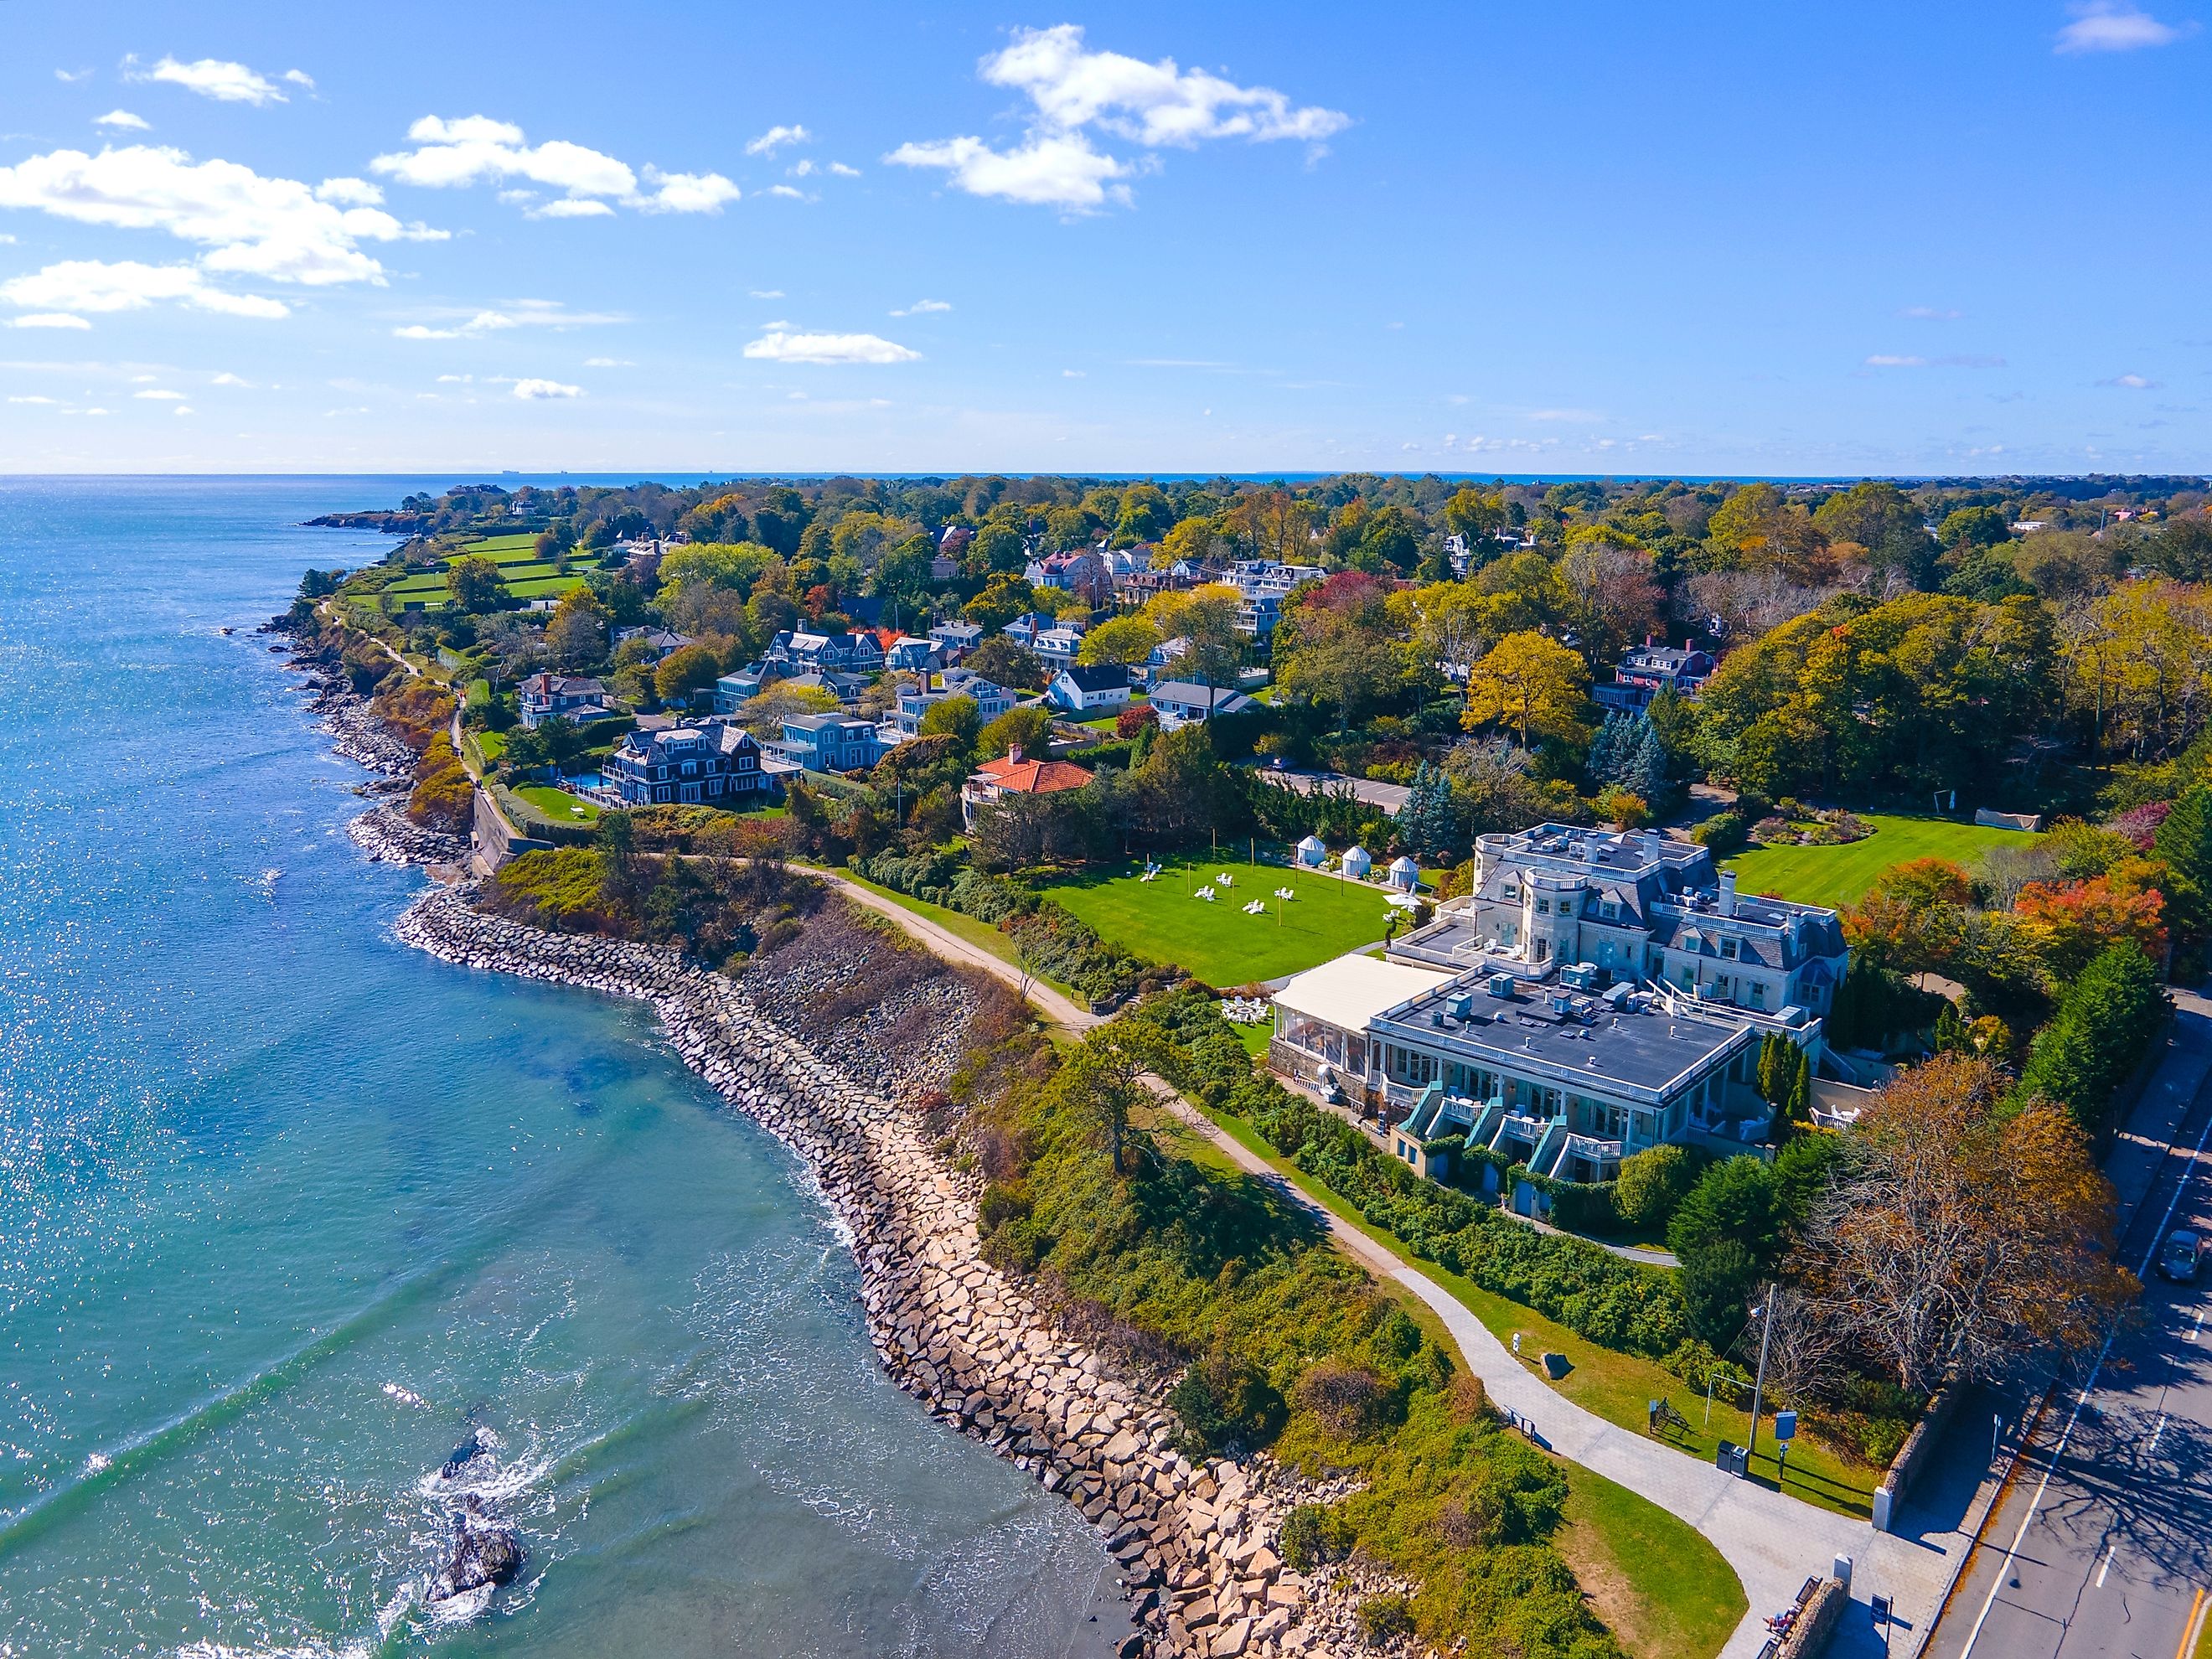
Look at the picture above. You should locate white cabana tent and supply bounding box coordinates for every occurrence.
[1387,855,1421,892]
[1340,845,1372,881]
[1295,835,1327,867]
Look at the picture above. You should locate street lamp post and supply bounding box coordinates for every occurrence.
[1744,1295,1775,1480]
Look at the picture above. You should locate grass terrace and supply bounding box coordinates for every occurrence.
[1723,813,2044,909]
[1039,849,1400,986]
[513,784,601,825]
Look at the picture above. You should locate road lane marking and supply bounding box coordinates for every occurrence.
[2148,1413,2168,1454]
[2191,1309,2204,1343]
[1961,1088,2212,1659]
[2174,1586,2205,1659]
[2097,1543,2116,1588]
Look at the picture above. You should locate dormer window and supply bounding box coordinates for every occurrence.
[1720,938,1739,960]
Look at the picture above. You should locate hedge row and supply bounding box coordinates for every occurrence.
[857,845,1161,1008]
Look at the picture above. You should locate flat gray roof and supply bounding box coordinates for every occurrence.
[1373,979,1749,1104]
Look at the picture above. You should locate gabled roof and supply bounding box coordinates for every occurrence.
[1055,663,1128,693]
[1149,680,1253,713]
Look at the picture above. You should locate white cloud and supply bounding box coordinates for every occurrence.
[95,110,151,131]
[282,70,315,89]
[0,144,438,289]
[888,132,1131,210]
[390,299,625,339]
[745,124,812,156]
[791,158,817,177]
[890,297,952,316]
[583,356,633,366]
[134,387,185,399]
[636,168,740,213]
[1062,368,1085,377]
[2055,3,2191,51]
[132,55,287,106]
[743,328,920,364]
[1866,354,1928,367]
[748,288,784,299]
[891,24,1346,210]
[210,370,251,385]
[513,377,582,400]
[372,115,737,214]
[9,313,95,329]
[533,197,617,218]
[173,404,194,414]
[765,184,808,199]
[2103,372,2160,388]
[314,177,384,207]
[829,162,861,178]
[1901,304,1961,319]
[0,259,289,322]
[56,69,92,84]
[8,393,59,402]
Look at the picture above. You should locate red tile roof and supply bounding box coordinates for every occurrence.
[974,752,1092,794]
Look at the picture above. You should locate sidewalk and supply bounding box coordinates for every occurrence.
[1156,1087,1969,1659]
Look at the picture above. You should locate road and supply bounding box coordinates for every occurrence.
[1926,992,2212,1659]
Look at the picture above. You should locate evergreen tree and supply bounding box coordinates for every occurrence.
[1786,1048,1811,1123]
[1625,715,1670,802]
[1586,711,1628,788]
[1392,761,1462,861]
[1756,1033,1791,1103]
[1932,1001,1966,1054]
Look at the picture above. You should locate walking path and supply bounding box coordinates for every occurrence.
[1154,1087,1966,1659]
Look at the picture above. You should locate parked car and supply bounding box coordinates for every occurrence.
[2159,1227,2202,1283]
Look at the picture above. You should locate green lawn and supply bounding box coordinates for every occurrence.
[1559,1474,1746,1659]
[1724,813,2044,909]
[1039,851,1398,986]
[1193,1104,1880,1518]
[514,784,600,824]
[823,866,1087,1005]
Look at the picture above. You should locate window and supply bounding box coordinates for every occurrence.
[1537,898,1550,915]
[1750,981,1766,1010]
[1720,938,1739,960]
[1601,899,1619,920]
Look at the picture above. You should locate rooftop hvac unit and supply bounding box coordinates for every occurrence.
[1446,992,1476,1020]
[1486,974,1517,999]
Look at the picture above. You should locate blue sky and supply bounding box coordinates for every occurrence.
[0,2,2205,476]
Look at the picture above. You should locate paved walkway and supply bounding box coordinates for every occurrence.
[1156,1088,1967,1659]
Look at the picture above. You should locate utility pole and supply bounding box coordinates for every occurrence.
[1744,1295,1775,1480]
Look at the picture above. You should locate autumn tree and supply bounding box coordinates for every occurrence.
[1462,631,1590,749]
[653,643,722,707]
[2013,865,2168,984]
[1789,1053,2135,1394]
[545,587,607,670]
[1078,613,1161,669]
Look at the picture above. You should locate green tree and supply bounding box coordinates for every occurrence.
[918,693,983,752]
[964,574,1036,630]
[965,634,1046,691]
[446,555,505,613]
[979,703,1054,760]
[654,642,722,706]
[2014,940,2170,1140]
[1613,1145,1697,1231]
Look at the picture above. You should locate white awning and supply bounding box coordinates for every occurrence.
[1274,954,1455,1033]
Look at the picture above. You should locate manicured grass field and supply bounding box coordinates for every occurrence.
[1723,813,2044,909]
[505,574,587,600]
[514,784,600,824]
[1040,852,1400,986]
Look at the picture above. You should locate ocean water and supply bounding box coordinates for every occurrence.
[0,478,1118,1658]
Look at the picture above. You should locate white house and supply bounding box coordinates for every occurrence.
[1148,680,1255,726]
[1048,663,1133,715]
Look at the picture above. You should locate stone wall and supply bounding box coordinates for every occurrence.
[395,888,1350,1659]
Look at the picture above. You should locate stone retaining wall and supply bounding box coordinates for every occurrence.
[395,888,1350,1659]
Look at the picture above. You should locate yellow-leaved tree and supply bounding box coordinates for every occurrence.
[1461,629,1590,749]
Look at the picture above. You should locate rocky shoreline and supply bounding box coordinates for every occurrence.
[348,803,467,866]
[394,888,1358,1659]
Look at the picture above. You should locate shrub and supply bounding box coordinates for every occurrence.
[1357,1595,1414,1645]
[1613,1145,1697,1230]
[1279,1503,1354,1574]
[2015,939,2170,1141]
[1691,811,1745,853]
[1293,1358,1393,1439]
[1169,1353,1287,1458]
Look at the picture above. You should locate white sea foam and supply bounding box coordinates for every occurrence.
[379,1382,427,1408]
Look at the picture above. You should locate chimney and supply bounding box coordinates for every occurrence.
[1008,744,1023,765]
[1719,870,1738,917]
[1645,633,1655,647]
